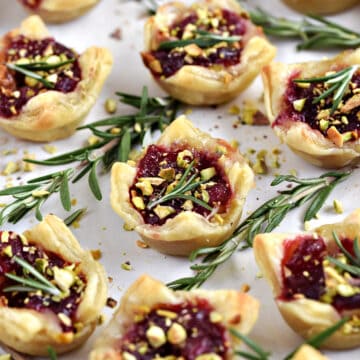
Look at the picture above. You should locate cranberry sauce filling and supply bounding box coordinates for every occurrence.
[130,145,232,226]
[120,299,229,359]
[280,235,360,313]
[144,8,247,78]
[274,70,360,139]
[21,0,42,9]
[281,236,327,300]
[0,231,85,333]
[0,35,81,118]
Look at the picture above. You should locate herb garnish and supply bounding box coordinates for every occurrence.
[293,65,359,114]
[6,59,75,89]
[147,160,213,211]
[327,231,360,276]
[158,30,242,51]
[249,7,360,50]
[4,256,62,297]
[0,87,179,225]
[167,171,350,290]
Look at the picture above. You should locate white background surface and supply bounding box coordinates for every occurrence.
[0,0,360,358]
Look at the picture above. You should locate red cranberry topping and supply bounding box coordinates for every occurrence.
[143,8,246,78]
[274,70,360,138]
[130,145,232,226]
[120,299,229,359]
[21,0,42,9]
[0,231,85,333]
[1,35,81,118]
[281,236,327,300]
[280,235,360,313]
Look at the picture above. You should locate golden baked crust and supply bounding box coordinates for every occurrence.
[142,0,276,105]
[110,115,254,256]
[18,0,100,23]
[0,15,113,142]
[282,0,359,15]
[292,344,329,360]
[262,48,360,169]
[90,274,259,360]
[0,214,107,356]
[253,209,360,350]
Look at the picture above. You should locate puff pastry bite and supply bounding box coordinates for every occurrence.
[253,209,360,350]
[90,274,259,360]
[141,0,276,105]
[262,48,360,169]
[0,15,112,142]
[18,0,100,23]
[0,214,107,356]
[111,115,254,256]
[282,0,359,15]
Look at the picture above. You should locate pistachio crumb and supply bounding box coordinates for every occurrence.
[333,199,343,214]
[105,98,117,114]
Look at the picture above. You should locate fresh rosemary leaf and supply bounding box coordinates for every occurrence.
[283,317,349,360]
[294,65,358,114]
[167,170,350,290]
[89,160,102,201]
[327,256,360,276]
[249,7,360,50]
[6,63,55,88]
[0,184,39,196]
[332,231,360,266]
[230,329,271,360]
[158,30,241,50]
[35,198,46,221]
[15,58,75,71]
[119,128,132,162]
[59,175,71,211]
[64,208,87,226]
[47,346,58,360]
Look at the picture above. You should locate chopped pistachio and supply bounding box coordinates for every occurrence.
[146,325,166,348]
[87,135,100,146]
[319,119,329,132]
[43,144,57,154]
[31,190,50,198]
[176,149,193,168]
[333,199,343,214]
[135,180,153,196]
[46,73,58,84]
[195,354,222,360]
[201,189,210,203]
[167,322,187,344]
[121,262,132,271]
[25,76,38,87]
[292,98,306,112]
[132,196,145,210]
[53,267,76,292]
[182,199,194,211]
[159,167,176,180]
[209,311,223,323]
[337,283,358,297]
[2,161,20,176]
[139,177,165,186]
[154,205,176,219]
[228,104,240,115]
[1,231,9,243]
[156,309,178,319]
[200,167,216,181]
[58,313,72,327]
[2,245,13,257]
[295,82,310,89]
[35,258,49,272]
[105,98,117,114]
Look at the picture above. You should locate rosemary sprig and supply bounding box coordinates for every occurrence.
[6,58,75,89]
[249,7,360,50]
[230,328,271,360]
[6,62,55,88]
[158,30,241,50]
[147,160,213,211]
[327,232,360,276]
[47,346,58,360]
[0,87,179,224]
[13,58,75,71]
[4,256,62,296]
[167,171,350,290]
[294,65,359,114]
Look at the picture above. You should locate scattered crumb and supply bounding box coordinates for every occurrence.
[106,297,118,308]
[304,221,311,231]
[228,104,240,115]
[333,199,343,214]
[2,161,20,176]
[184,108,193,115]
[87,135,100,146]
[110,27,122,40]
[255,272,263,279]
[108,276,113,283]
[97,314,105,325]
[121,261,132,271]
[289,169,297,176]
[136,240,149,249]
[240,283,250,293]
[90,249,102,260]
[42,144,57,154]
[239,99,269,126]
[71,198,77,206]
